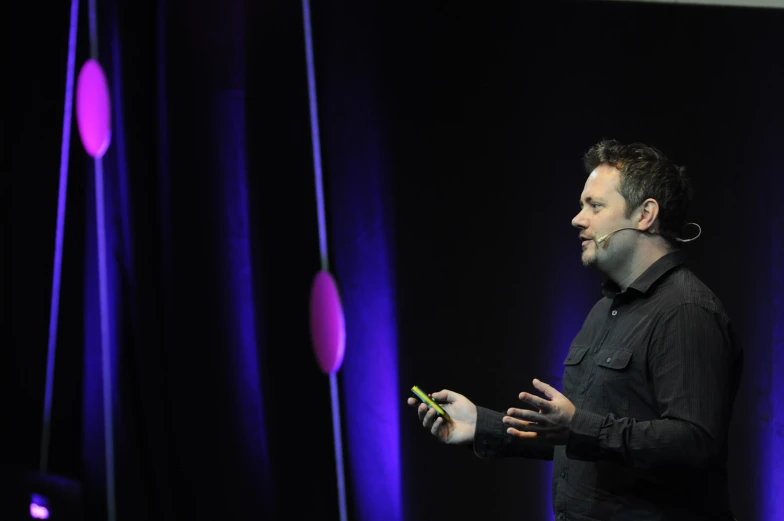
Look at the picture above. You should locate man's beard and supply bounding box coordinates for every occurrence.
[581,245,598,267]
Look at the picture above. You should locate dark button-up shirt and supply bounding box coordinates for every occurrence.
[474,251,743,520]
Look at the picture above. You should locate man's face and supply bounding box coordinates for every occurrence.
[571,165,635,269]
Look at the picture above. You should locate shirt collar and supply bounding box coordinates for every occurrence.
[601,250,687,299]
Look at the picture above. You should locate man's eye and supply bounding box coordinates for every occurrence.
[591,203,601,209]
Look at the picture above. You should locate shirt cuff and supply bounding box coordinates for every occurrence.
[565,408,605,460]
[473,406,509,458]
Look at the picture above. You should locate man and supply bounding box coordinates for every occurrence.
[407,140,743,521]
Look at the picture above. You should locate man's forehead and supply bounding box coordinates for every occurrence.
[590,164,621,180]
[581,166,620,200]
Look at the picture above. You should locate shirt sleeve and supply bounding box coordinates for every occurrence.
[473,406,554,460]
[565,302,740,469]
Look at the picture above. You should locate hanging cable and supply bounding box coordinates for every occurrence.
[40,0,80,475]
[86,1,117,519]
[302,1,348,520]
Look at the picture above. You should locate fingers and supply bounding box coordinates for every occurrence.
[506,427,541,439]
[429,389,453,403]
[506,407,548,425]
[407,397,420,408]
[430,416,445,437]
[417,403,430,421]
[518,391,553,413]
[503,416,546,432]
[532,378,560,400]
[421,406,439,429]
[413,399,446,428]
[503,414,548,439]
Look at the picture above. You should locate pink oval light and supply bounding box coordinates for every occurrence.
[309,270,346,374]
[76,59,112,158]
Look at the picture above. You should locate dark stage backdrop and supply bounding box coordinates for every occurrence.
[2,1,783,520]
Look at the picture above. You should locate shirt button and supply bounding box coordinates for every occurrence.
[560,471,567,479]
[611,310,618,316]
[557,514,566,521]
[606,357,612,363]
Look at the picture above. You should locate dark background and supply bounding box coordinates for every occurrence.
[2,1,783,520]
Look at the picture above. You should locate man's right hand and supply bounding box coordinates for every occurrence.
[407,389,477,445]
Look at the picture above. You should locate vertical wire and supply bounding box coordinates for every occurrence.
[302,1,347,520]
[302,0,329,273]
[330,372,348,521]
[87,0,117,519]
[94,158,117,521]
[88,0,99,59]
[40,0,80,475]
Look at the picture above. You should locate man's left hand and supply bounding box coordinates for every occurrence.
[503,378,576,444]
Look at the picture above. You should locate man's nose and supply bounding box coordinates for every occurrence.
[571,212,587,229]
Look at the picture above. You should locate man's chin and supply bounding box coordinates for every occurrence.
[581,253,597,268]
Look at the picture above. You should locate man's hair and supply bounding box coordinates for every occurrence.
[583,139,693,247]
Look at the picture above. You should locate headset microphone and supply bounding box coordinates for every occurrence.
[593,223,702,245]
[595,227,640,244]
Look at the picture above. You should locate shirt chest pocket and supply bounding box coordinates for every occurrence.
[595,347,633,371]
[562,346,590,395]
[593,347,633,414]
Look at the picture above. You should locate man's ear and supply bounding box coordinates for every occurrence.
[637,198,660,233]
